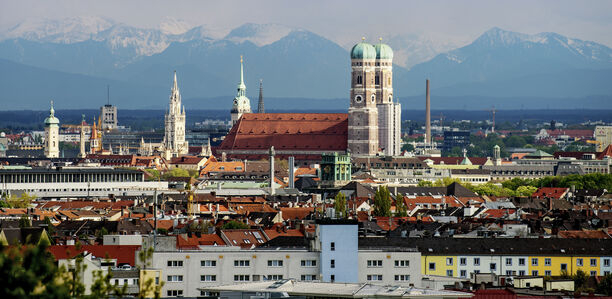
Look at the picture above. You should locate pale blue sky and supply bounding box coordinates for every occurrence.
[1,0,612,46]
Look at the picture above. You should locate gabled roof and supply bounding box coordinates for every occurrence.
[49,245,141,266]
[217,113,348,160]
[532,187,569,199]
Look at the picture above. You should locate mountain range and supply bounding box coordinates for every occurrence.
[0,17,611,110]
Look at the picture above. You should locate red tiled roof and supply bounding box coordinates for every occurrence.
[49,245,141,266]
[532,187,569,199]
[546,129,593,139]
[558,230,610,239]
[264,227,304,240]
[280,207,314,220]
[169,156,207,165]
[221,229,269,248]
[177,234,226,249]
[480,209,516,219]
[598,144,612,159]
[217,113,348,160]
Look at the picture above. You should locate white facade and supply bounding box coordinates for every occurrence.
[231,56,252,126]
[152,248,319,298]
[100,104,118,130]
[44,102,60,158]
[456,255,530,278]
[359,250,421,286]
[163,71,189,160]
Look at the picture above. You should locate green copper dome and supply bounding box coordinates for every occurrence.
[375,43,393,60]
[350,42,376,60]
[44,101,60,126]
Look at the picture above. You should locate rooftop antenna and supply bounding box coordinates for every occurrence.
[107,85,110,105]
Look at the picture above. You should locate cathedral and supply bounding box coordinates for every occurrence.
[348,38,401,157]
[218,39,402,162]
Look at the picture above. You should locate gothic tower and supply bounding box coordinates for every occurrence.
[257,79,265,113]
[44,101,60,158]
[231,56,252,126]
[163,71,189,159]
[348,39,379,156]
[78,114,86,158]
[374,39,401,156]
[90,116,99,154]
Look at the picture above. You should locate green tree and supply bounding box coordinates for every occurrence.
[432,178,465,187]
[505,135,527,148]
[6,192,36,208]
[333,192,347,218]
[19,214,31,228]
[221,220,249,229]
[373,186,392,217]
[401,143,414,152]
[395,195,408,217]
[417,180,433,187]
[597,274,612,296]
[515,185,538,197]
[0,243,70,298]
[163,168,190,179]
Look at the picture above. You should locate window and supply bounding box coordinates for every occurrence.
[331,275,335,282]
[532,258,538,266]
[591,271,597,276]
[367,274,383,281]
[506,270,513,275]
[474,258,480,266]
[234,275,250,281]
[234,260,250,267]
[371,95,375,102]
[506,258,512,266]
[577,258,583,267]
[429,263,436,271]
[268,260,283,267]
[375,75,380,85]
[167,260,183,267]
[519,258,526,266]
[460,258,466,266]
[267,275,283,281]
[367,260,383,267]
[301,275,317,281]
[301,260,317,267]
[591,259,597,267]
[167,290,183,297]
[545,258,551,266]
[395,275,410,281]
[201,260,216,267]
[446,258,453,266]
[605,259,611,267]
[490,263,497,271]
[356,75,362,85]
[561,263,567,271]
[545,271,552,276]
[354,95,363,103]
[605,271,610,276]
[519,270,526,276]
[395,260,410,267]
[532,270,538,276]
[200,275,216,282]
[167,275,183,282]
[330,259,336,268]
[330,242,335,251]
[447,270,453,277]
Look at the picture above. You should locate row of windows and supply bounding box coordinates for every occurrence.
[365,275,411,282]
[446,257,604,267]
[366,260,410,267]
[176,259,319,268]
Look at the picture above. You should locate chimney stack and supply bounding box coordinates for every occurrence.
[269,146,275,196]
[288,156,295,189]
[425,79,431,146]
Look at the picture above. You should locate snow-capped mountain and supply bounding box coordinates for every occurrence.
[384,33,468,68]
[224,23,297,47]
[1,16,115,43]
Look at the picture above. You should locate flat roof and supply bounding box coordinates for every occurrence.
[0,168,143,174]
[200,280,473,298]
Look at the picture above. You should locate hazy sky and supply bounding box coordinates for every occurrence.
[1,0,612,46]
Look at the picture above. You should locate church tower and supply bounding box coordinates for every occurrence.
[78,114,86,158]
[231,56,252,126]
[257,79,265,113]
[348,39,378,156]
[90,116,99,154]
[44,101,60,158]
[374,39,401,156]
[163,71,189,159]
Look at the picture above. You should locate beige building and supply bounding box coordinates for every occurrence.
[595,125,612,151]
[44,101,60,158]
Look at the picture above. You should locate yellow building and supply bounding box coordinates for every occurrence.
[421,255,458,277]
[528,256,600,277]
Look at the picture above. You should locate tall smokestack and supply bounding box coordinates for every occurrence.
[269,146,275,196]
[288,156,295,189]
[425,79,431,146]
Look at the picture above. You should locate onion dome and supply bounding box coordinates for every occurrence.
[374,39,393,60]
[44,101,60,125]
[350,38,376,60]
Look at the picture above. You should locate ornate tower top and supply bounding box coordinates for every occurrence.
[44,100,60,126]
[232,55,252,115]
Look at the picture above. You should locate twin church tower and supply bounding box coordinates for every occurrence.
[348,39,401,156]
[228,39,401,157]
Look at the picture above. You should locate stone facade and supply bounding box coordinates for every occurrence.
[44,101,60,158]
[348,40,401,157]
[162,71,189,159]
[231,56,252,126]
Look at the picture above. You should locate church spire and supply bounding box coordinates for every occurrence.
[257,79,264,113]
[237,55,246,97]
[173,70,178,92]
